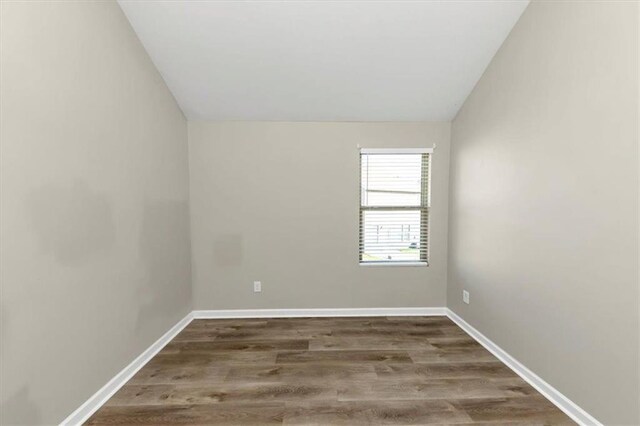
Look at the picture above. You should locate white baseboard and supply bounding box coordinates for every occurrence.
[446,309,601,426]
[59,312,194,426]
[192,307,447,318]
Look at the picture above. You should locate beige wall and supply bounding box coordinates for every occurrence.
[448,1,639,424]
[189,122,450,310]
[0,1,191,424]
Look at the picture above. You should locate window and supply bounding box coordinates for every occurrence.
[359,148,431,265]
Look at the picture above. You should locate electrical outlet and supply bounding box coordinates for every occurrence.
[463,290,470,304]
[253,281,262,293]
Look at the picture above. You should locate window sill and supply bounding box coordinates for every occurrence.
[359,262,429,267]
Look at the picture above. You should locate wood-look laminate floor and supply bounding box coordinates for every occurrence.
[86,316,574,425]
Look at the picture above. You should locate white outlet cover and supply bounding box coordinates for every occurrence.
[253,281,262,293]
[463,290,470,304]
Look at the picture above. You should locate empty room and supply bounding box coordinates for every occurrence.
[1,0,638,425]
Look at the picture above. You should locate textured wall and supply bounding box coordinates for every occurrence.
[188,121,450,310]
[0,2,192,423]
[448,1,639,423]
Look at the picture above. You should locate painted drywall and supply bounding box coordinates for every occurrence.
[189,122,450,310]
[448,1,639,424]
[0,1,191,424]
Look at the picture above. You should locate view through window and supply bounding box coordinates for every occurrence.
[359,150,430,264]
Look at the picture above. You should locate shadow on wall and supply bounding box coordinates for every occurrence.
[9,180,114,424]
[26,180,115,266]
[0,386,41,425]
[135,198,191,337]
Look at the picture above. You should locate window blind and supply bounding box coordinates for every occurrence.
[359,150,430,264]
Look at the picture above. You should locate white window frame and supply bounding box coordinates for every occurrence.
[359,147,433,267]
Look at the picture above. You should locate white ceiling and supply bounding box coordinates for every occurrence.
[118,1,529,122]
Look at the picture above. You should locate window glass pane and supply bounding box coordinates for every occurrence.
[361,154,423,207]
[361,210,422,262]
